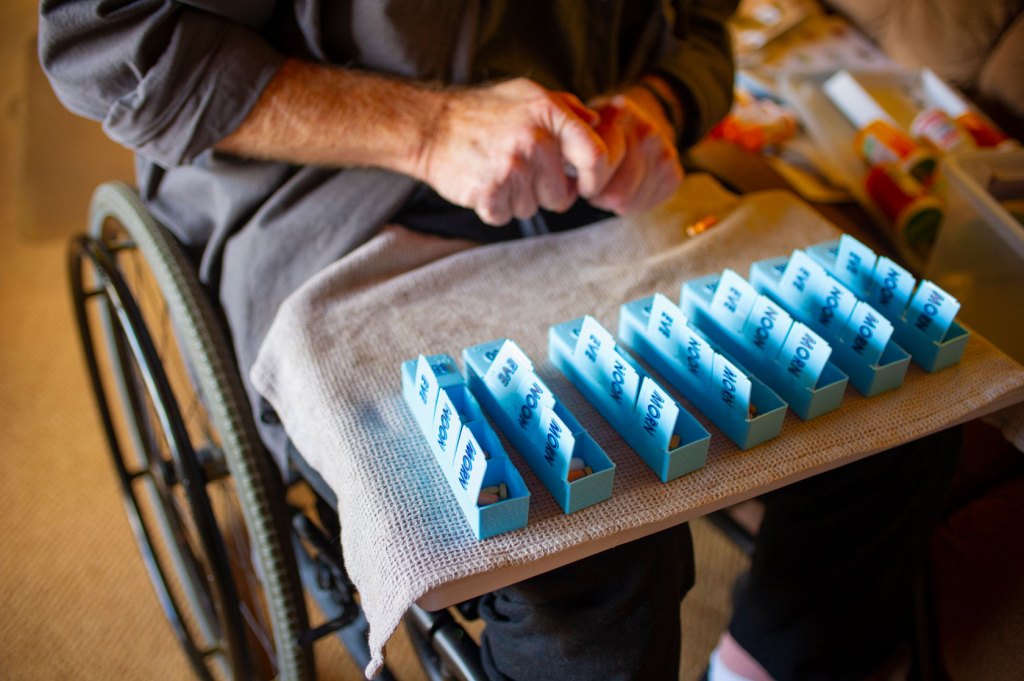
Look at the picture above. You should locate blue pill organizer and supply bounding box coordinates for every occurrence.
[618,295,787,450]
[805,234,969,372]
[463,339,615,514]
[680,271,849,420]
[748,252,911,397]
[548,315,710,482]
[402,233,972,529]
[401,353,530,539]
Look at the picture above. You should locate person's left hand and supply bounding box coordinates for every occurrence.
[586,87,684,215]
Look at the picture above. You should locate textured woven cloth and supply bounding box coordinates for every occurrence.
[250,175,1024,678]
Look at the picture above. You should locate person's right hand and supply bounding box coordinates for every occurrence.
[585,88,683,216]
[413,78,621,226]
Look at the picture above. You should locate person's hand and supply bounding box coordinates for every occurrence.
[586,85,684,215]
[414,78,618,226]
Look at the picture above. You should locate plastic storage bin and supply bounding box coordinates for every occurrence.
[925,149,1024,364]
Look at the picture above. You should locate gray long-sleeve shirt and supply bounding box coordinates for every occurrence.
[40,0,737,461]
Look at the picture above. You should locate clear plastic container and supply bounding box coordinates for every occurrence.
[925,149,1024,364]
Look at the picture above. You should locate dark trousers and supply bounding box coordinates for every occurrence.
[478,427,961,681]
[479,522,695,681]
[731,427,961,681]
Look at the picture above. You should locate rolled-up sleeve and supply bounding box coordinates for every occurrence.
[39,1,285,167]
[653,0,738,149]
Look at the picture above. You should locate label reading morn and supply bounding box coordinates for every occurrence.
[454,425,488,499]
[635,376,679,452]
[711,353,752,416]
[905,280,960,343]
[844,301,894,365]
[538,405,575,474]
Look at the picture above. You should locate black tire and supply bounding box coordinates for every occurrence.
[69,182,313,680]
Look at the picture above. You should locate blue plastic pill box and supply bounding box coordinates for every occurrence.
[618,296,787,450]
[463,339,615,514]
[549,316,710,482]
[805,235,969,372]
[747,254,911,396]
[680,272,848,420]
[401,353,530,539]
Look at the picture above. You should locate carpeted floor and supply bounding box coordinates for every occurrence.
[0,5,748,679]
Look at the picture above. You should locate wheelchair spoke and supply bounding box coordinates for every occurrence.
[127,248,164,344]
[210,479,276,649]
[142,478,220,638]
[166,485,224,636]
[241,600,277,672]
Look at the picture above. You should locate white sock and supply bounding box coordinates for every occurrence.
[707,632,775,681]
[708,647,758,681]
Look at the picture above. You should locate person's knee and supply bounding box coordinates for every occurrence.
[479,524,694,681]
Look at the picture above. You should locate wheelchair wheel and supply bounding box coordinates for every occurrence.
[69,182,313,680]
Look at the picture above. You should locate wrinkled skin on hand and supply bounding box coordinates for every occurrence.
[586,93,684,216]
[417,78,619,226]
[417,78,683,226]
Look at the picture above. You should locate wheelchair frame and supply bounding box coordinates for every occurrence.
[68,182,487,681]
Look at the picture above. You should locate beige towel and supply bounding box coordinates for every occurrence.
[250,175,1024,678]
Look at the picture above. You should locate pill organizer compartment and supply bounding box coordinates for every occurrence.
[548,318,710,482]
[680,273,849,420]
[805,239,969,372]
[463,339,615,514]
[401,355,530,539]
[748,256,910,395]
[618,297,787,450]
